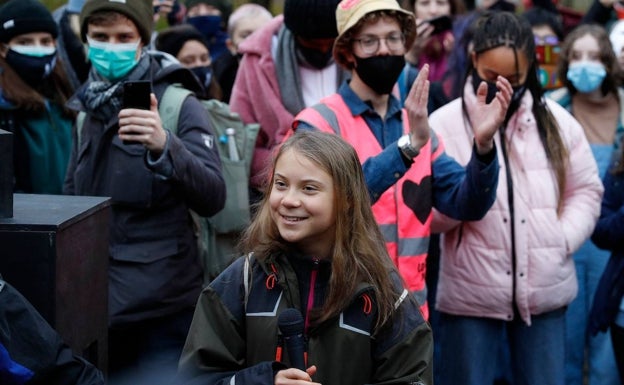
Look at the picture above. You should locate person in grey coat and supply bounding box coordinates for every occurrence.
[63,0,225,384]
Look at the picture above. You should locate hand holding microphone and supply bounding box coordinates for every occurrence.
[276,309,321,384]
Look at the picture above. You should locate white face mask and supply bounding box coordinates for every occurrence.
[10,45,56,57]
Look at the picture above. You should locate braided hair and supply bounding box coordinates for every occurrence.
[463,11,569,213]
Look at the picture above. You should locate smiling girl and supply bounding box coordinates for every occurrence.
[179,130,433,385]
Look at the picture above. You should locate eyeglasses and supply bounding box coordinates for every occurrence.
[353,33,405,55]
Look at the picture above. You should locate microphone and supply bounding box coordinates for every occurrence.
[277,308,306,370]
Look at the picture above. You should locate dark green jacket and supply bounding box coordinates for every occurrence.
[0,90,72,194]
[179,252,433,385]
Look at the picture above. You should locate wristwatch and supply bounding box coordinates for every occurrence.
[398,134,420,159]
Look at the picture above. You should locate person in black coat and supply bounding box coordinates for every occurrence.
[0,278,104,385]
[63,0,225,383]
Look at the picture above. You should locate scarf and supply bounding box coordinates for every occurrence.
[80,52,151,122]
[274,26,305,116]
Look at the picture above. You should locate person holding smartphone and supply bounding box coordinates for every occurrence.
[63,0,226,384]
[403,0,465,83]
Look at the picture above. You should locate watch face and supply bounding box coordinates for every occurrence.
[398,135,409,147]
[399,135,419,158]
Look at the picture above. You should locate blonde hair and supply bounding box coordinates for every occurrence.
[227,3,272,36]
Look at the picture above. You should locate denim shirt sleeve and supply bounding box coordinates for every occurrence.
[431,143,499,221]
[296,122,408,204]
[363,144,409,204]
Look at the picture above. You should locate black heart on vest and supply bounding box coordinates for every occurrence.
[402,177,433,225]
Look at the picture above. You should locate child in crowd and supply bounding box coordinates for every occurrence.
[548,23,623,385]
[178,130,433,385]
[428,11,603,385]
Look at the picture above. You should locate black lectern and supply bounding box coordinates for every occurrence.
[0,194,111,372]
[0,129,110,372]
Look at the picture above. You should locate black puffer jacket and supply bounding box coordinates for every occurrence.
[0,279,104,385]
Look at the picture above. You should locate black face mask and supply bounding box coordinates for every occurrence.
[472,69,527,121]
[295,42,333,69]
[471,69,498,104]
[354,54,405,95]
[5,49,57,88]
[190,65,213,90]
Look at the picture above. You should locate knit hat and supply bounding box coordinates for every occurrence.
[67,0,87,13]
[283,0,340,39]
[80,0,153,44]
[185,0,232,22]
[155,24,208,57]
[0,0,58,43]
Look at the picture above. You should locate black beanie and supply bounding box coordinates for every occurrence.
[155,24,208,57]
[80,0,153,44]
[185,0,232,23]
[283,0,340,39]
[0,0,58,43]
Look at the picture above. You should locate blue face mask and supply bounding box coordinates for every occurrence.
[6,45,57,86]
[566,61,606,93]
[187,15,222,39]
[87,37,141,81]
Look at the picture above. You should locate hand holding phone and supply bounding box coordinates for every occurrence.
[121,80,151,144]
[419,15,453,36]
[122,80,151,110]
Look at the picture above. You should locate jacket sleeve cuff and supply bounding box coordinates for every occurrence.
[145,131,174,178]
[473,139,497,165]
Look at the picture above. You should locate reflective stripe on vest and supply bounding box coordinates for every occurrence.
[295,94,445,320]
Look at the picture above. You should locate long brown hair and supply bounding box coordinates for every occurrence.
[0,55,74,116]
[240,131,402,330]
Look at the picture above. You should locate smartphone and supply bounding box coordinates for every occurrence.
[122,80,151,110]
[421,15,453,35]
[122,80,151,144]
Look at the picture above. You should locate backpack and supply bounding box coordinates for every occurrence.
[76,84,259,284]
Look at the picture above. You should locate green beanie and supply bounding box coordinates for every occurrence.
[80,0,153,44]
